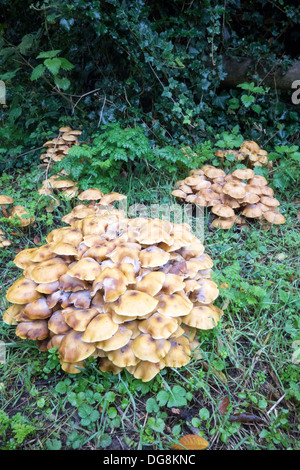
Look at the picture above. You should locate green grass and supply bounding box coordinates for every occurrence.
[0,167,299,450]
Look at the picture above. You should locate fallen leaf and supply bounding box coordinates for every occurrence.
[219,396,231,415]
[33,235,41,245]
[171,434,209,450]
[171,408,181,415]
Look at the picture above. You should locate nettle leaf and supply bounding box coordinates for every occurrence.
[37,50,61,59]
[44,58,61,75]
[59,58,74,71]
[31,64,46,81]
[241,95,255,107]
[54,76,71,90]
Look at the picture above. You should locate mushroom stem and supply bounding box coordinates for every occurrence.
[0,205,9,218]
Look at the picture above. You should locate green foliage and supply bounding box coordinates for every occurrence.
[0,1,299,171]
[0,410,36,450]
[54,123,198,192]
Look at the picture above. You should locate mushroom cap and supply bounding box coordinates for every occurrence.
[260,196,280,208]
[78,188,104,201]
[183,305,223,329]
[22,297,52,320]
[114,290,158,318]
[59,330,96,363]
[140,246,170,268]
[98,357,123,374]
[100,192,127,206]
[31,257,68,283]
[263,211,286,225]
[135,271,165,296]
[241,204,263,219]
[96,325,133,351]
[92,267,128,302]
[211,216,236,230]
[81,313,119,342]
[157,292,193,317]
[16,320,49,340]
[223,181,246,199]
[63,307,99,331]
[67,258,101,281]
[162,337,191,368]
[6,277,41,304]
[132,334,171,363]
[194,279,219,304]
[138,312,179,339]
[232,168,255,180]
[211,204,235,218]
[132,361,163,382]
[107,340,140,367]
[0,195,14,204]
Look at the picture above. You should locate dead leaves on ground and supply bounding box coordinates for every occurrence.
[171,434,209,450]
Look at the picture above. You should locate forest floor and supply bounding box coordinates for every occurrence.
[0,166,299,450]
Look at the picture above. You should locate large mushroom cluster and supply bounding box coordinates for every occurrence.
[40,126,82,168]
[3,208,223,381]
[172,166,286,229]
[215,140,271,168]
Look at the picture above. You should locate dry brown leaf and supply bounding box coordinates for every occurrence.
[171,434,209,450]
[218,396,231,415]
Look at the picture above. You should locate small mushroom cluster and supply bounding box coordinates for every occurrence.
[0,228,11,248]
[40,126,82,167]
[61,190,127,225]
[0,195,35,227]
[172,166,286,229]
[215,140,272,168]
[3,210,222,381]
[38,173,78,212]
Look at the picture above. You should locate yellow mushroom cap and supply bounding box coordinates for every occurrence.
[114,290,158,317]
[63,307,99,331]
[132,334,171,363]
[132,361,163,382]
[157,293,193,317]
[232,168,255,180]
[81,313,118,342]
[67,257,101,281]
[96,325,133,351]
[31,257,68,283]
[78,188,104,201]
[107,340,140,367]
[6,277,41,304]
[98,357,123,374]
[211,204,235,218]
[59,330,96,363]
[183,305,223,329]
[162,337,191,368]
[138,312,179,339]
[135,271,165,296]
[263,211,286,225]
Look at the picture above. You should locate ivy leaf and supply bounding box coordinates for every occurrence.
[30,64,46,81]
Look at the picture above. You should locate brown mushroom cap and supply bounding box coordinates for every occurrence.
[31,257,68,283]
[232,168,255,180]
[16,320,49,340]
[157,293,193,317]
[107,340,140,367]
[96,325,133,351]
[162,337,191,368]
[138,312,179,339]
[132,361,163,382]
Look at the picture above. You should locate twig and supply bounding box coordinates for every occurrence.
[267,394,286,416]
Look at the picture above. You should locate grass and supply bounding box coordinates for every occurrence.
[0,165,299,450]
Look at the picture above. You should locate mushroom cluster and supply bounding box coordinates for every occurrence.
[0,195,35,227]
[0,228,11,248]
[215,140,272,168]
[61,190,127,225]
[38,173,78,212]
[3,210,222,381]
[40,126,82,167]
[172,166,286,229]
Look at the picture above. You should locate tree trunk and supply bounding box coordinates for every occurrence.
[221,56,300,90]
